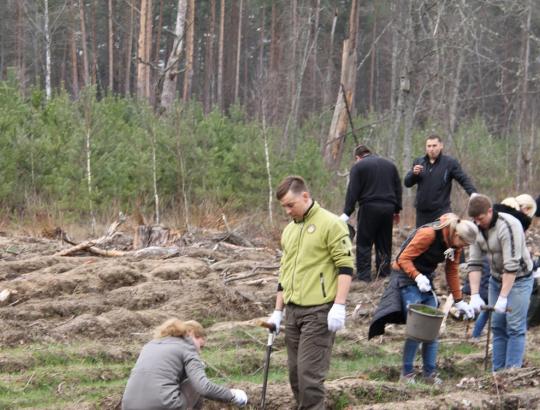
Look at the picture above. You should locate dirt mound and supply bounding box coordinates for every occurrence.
[0,232,280,345]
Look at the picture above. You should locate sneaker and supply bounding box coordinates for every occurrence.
[399,372,417,385]
[422,373,443,385]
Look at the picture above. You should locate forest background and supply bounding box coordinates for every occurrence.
[0,0,539,234]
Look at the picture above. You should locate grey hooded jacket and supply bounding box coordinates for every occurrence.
[122,337,233,410]
[468,211,532,280]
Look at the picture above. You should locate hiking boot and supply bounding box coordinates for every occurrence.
[399,372,417,385]
[422,373,443,385]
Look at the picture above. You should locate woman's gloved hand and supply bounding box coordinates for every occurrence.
[230,389,248,407]
[414,274,432,293]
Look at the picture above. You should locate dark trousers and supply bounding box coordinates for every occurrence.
[285,303,334,410]
[415,207,450,227]
[356,202,395,281]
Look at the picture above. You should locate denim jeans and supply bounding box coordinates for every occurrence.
[400,284,438,376]
[489,275,534,371]
[472,310,489,338]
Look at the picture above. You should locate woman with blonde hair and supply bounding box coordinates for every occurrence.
[122,318,247,410]
[368,213,477,385]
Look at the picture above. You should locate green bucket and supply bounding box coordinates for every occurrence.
[405,304,444,342]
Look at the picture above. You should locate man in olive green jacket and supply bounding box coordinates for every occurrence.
[267,175,354,410]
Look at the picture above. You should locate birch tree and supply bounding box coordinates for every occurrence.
[160,0,187,112]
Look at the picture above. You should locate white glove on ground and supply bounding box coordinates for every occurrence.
[230,389,248,407]
[268,310,283,334]
[414,274,432,293]
[327,303,346,332]
[494,296,508,314]
[339,213,350,222]
[454,300,475,320]
[469,294,486,313]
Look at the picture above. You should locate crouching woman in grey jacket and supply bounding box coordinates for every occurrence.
[122,318,248,409]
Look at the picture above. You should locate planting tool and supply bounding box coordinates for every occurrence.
[481,305,512,371]
[259,321,277,410]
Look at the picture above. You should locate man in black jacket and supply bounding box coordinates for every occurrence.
[404,135,476,227]
[341,144,402,282]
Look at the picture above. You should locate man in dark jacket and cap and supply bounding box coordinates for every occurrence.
[404,135,477,227]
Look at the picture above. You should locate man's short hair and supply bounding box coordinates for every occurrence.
[468,194,492,218]
[354,144,371,158]
[276,175,309,200]
[426,134,442,143]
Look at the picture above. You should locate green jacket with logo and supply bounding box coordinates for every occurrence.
[279,201,354,306]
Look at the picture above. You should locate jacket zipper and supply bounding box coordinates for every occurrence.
[291,222,304,298]
[320,272,327,298]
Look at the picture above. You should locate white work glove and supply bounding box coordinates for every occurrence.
[414,274,432,293]
[494,296,508,314]
[339,213,350,222]
[469,294,486,314]
[454,300,475,320]
[230,388,248,407]
[327,303,346,332]
[268,310,283,334]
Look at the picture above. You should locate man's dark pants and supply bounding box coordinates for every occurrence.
[356,202,395,281]
[285,303,334,410]
[415,207,450,227]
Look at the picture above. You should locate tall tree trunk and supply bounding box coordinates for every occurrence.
[311,0,320,112]
[136,0,153,100]
[90,0,98,85]
[217,0,225,110]
[516,0,532,191]
[204,0,216,112]
[182,0,195,101]
[153,0,164,85]
[368,12,377,113]
[323,7,337,108]
[124,0,135,95]
[44,0,52,100]
[108,0,114,92]
[160,0,187,112]
[79,0,90,87]
[16,1,25,90]
[388,1,399,161]
[69,0,80,98]
[233,0,243,103]
[323,0,359,170]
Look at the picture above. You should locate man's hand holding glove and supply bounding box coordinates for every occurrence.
[454,300,475,320]
[414,274,432,293]
[469,294,486,313]
[267,310,283,334]
[327,303,346,332]
[230,389,248,407]
[494,296,508,314]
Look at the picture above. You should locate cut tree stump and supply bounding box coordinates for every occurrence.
[133,225,170,249]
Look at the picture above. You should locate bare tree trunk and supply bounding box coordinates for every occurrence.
[79,0,90,87]
[233,0,243,103]
[136,0,153,100]
[124,0,135,95]
[323,7,337,108]
[388,1,399,161]
[311,0,320,112]
[153,0,164,83]
[16,1,26,90]
[516,0,532,191]
[90,0,98,85]
[69,0,79,98]
[108,0,114,92]
[217,0,225,110]
[160,0,187,112]
[182,0,195,101]
[261,96,273,227]
[204,0,216,112]
[152,130,160,224]
[368,12,376,113]
[44,0,52,100]
[323,0,359,170]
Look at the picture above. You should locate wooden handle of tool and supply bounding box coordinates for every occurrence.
[481,306,512,312]
[258,320,277,332]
